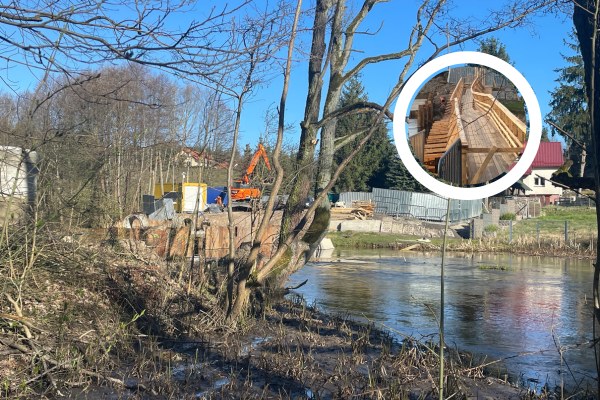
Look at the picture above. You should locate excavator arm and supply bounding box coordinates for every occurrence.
[242,144,271,184]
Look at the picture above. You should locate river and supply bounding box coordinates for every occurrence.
[287,250,596,391]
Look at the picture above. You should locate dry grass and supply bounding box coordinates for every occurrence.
[0,224,596,399]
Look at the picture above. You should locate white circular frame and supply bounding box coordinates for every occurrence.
[393,51,541,200]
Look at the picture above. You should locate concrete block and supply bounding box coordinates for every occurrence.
[318,237,335,250]
[471,218,484,239]
[482,213,494,226]
[491,208,500,224]
[314,237,335,260]
[499,201,516,216]
[339,219,381,233]
[380,218,393,233]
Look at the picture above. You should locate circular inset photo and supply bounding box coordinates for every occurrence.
[393,52,541,200]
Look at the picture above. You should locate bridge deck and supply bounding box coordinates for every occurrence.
[460,88,519,184]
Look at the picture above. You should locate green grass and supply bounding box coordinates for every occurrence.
[499,99,525,118]
[329,206,597,251]
[484,224,499,233]
[499,212,516,221]
[510,206,597,237]
[478,264,514,271]
[328,231,462,248]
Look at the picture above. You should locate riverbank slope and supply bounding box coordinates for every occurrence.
[2,234,585,398]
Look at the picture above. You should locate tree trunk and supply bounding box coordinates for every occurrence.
[225,98,243,317]
[581,145,587,177]
[227,0,303,321]
[280,0,330,244]
[573,0,600,393]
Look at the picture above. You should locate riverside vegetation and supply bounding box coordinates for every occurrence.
[2,223,595,399]
[328,206,598,259]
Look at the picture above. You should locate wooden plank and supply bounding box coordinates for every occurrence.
[461,145,468,186]
[400,243,421,252]
[466,147,522,153]
[469,146,497,185]
[425,144,450,150]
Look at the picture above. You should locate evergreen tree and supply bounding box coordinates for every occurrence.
[547,31,590,177]
[541,126,550,142]
[332,77,389,192]
[383,148,428,192]
[332,76,427,193]
[478,37,512,64]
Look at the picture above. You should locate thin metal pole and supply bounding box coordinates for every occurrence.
[439,197,451,399]
[509,220,513,243]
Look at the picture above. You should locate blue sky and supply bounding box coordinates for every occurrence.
[0,1,575,149]
[237,1,574,148]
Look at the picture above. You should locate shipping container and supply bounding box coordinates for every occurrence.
[153,182,207,213]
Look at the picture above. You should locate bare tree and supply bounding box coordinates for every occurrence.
[0,1,256,90]
[279,0,558,279]
[226,0,303,321]
[19,64,182,224]
[217,2,294,317]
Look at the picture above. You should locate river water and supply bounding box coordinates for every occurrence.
[287,250,596,390]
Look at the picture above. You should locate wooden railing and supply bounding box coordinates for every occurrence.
[409,129,426,162]
[450,77,464,106]
[417,101,433,132]
[471,72,526,147]
[438,94,467,185]
[438,135,462,184]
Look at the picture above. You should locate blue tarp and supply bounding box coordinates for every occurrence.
[207,186,228,205]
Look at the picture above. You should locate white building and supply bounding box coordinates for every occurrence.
[0,146,38,202]
[521,142,563,205]
[0,146,38,224]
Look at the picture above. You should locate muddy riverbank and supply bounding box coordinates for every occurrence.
[61,300,551,399]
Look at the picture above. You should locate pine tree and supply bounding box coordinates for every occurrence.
[383,149,428,192]
[547,31,590,177]
[332,77,391,192]
[332,76,427,193]
[541,126,550,142]
[478,37,512,64]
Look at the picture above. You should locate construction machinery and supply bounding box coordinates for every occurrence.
[230,144,272,205]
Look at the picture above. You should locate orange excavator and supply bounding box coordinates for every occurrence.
[230,143,272,203]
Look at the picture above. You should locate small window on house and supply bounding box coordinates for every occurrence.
[534,177,545,186]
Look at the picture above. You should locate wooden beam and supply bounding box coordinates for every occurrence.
[469,146,498,185]
[466,147,522,153]
[461,144,468,186]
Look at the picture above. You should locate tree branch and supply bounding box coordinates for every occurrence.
[314,101,394,129]
[546,120,587,151]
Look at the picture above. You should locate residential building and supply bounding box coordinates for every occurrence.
[521,142,564,205]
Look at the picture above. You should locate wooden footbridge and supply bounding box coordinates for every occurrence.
[409,69,526,186]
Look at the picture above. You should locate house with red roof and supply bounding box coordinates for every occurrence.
[521,142,564,205]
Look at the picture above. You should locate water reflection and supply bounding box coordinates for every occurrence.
[288,250,596,389]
